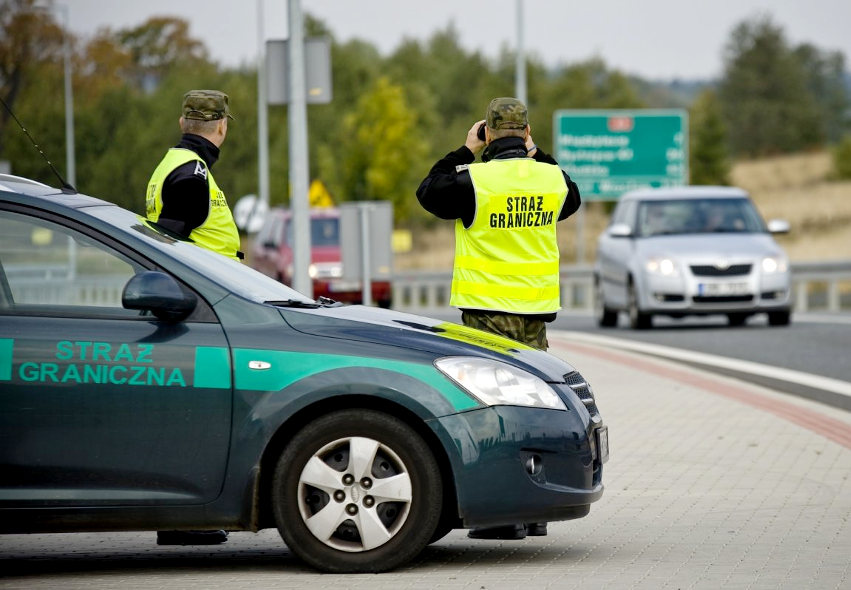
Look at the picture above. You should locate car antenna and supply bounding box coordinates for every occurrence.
[0,95,77,194]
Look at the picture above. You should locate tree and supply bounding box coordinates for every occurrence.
[793,43,850,143]
[116,17,210,91]
[718,16,823,156]
[339,77,427,222]
[0,0,64,159]
[689,89,731,185]
[832,134,851,180]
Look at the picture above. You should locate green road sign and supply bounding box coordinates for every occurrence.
[553,109,688,200]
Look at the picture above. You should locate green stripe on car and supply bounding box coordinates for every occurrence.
[232,349,480,411]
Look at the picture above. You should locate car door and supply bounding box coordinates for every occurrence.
[0,207,232,507]
[598,199,637,308]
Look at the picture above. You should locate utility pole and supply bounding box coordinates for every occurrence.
[256,0,269,208]
[515,0,526,104]
[57,3,75,187]
[288,0,312,297]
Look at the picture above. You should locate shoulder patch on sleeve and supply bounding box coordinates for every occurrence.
[455,164,469,173]
[193,160,208,180]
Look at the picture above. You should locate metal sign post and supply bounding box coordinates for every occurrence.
[340,202,393,306]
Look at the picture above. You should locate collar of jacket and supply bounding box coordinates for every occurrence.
[481,136,528,162]
[176,133,220,169]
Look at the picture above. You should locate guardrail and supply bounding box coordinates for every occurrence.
[6,261,850,315]
[391,261,851,315]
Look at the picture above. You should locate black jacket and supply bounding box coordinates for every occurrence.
[416,136,581,228]
[156,134,220,237]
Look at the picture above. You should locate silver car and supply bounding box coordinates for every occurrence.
[594,186,792,329]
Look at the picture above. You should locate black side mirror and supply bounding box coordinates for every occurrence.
[122,271,197,322]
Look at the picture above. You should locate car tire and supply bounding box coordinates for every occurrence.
[727,312,748,327]
[271,409,442,573]
[767,310,791,326]
[628,282,652,330]
[595,278,618,328]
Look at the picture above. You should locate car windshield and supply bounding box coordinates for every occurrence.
[285,216,339,247]
[636,198,766,237]
[88,206,315,305]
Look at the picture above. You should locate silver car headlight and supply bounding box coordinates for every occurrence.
[435,357,566,410]
[762,256,788,273]
[645,257,679,276]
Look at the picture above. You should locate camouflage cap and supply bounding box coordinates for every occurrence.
[486,97,528,129]
[182,90,234,121]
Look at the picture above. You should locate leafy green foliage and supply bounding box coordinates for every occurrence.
[1,7,848,223]
[832,135,851,179]
[689,89,731,185]
[718,16,825,157]
[340,77,427,221]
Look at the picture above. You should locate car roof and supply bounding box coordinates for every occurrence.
[620,186,750,201]
[0,173,64,197]
[0,174,116,210]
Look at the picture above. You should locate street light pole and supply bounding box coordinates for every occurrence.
[288,0,312,297]
[256,0,269,208]
[57,3,75,187]
[515,0,526,105]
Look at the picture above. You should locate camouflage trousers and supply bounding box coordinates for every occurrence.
[461,310,549,350]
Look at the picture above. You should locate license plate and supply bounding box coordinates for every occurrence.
[697,282,749,296]
[328,280,361,292]
[596,427,609,463]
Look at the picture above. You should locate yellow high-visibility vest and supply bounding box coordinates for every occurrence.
[146,148,240,260]
[451,157,568,313]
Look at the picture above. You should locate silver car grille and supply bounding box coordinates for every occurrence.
[690,264,752,277]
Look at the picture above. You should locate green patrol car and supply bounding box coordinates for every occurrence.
[0,174,607,573]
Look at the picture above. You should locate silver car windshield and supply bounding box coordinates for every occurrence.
[637,198,766,238]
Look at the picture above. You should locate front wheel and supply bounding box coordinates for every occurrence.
[595,278,618,328]
[272,410,442,573]
[628,282,652,330]
[767,310,791,326]
[727,312,748,327]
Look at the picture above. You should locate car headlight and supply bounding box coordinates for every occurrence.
[308,263,318,278]
[434,357,566,410]
[762,256,787,273]
[645,257,678,276]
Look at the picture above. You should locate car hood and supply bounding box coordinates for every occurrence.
[279,304,577,383]
[637,233,785,259]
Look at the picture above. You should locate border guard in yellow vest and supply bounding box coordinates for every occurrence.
[146,89,242,261]
[416,97,582,541]
[417,97,581,350]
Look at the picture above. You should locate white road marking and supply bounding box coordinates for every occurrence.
[550,329,851,399]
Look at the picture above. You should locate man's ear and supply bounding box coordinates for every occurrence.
[525,124,531,139]
[178,116,185,131]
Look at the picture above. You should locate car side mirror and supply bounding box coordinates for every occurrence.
[122,271,197,322]
[608,223,633,238]
[767,219,790,234]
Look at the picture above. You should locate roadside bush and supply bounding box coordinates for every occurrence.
[832,135,851,179]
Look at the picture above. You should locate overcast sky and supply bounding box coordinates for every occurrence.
[67,0,851,80]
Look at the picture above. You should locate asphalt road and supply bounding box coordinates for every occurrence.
[427,308,851,384]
